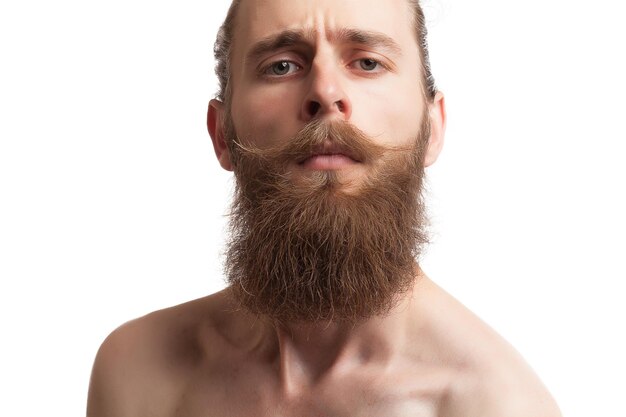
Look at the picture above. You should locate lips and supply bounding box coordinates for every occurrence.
[297,141,362,168]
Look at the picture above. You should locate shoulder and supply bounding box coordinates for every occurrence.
[439,364,562,417]
[415,279,562,417]
[86,291,230,417]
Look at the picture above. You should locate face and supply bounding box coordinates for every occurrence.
[208,0,446,323]
[210,0,445,179]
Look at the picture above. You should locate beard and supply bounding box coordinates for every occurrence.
[223,115,430,324]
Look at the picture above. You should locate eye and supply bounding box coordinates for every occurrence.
[358,58,381,71]
[264,60,301,76]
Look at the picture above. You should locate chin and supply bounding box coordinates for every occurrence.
[289,164,370,195]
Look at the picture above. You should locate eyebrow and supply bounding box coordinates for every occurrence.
[245,28,403,64]
[331,28,402,56]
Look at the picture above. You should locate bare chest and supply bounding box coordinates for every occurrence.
[172,365,451,417]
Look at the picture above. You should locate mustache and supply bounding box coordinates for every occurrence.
[232,119,409,167]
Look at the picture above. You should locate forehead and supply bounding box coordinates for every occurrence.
[233,0,416,55]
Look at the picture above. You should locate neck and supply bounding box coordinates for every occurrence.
[260,269,425,394]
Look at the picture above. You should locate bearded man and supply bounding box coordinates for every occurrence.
[87,0,562,416]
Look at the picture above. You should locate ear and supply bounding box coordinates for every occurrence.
[424,91,446,167]
[207,99,233,171]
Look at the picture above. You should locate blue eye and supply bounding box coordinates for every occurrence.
[266,61,299,76]
[359,58,380,71]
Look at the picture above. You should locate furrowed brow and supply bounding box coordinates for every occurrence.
[245,30,311,65]
[244,28,402,67]
[331,28,402,56]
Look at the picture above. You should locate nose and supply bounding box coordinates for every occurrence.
[300,59,352,122]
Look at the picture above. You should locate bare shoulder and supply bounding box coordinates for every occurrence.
[86,290,232,417]
[413,277,562,417]
[439,366,563,417]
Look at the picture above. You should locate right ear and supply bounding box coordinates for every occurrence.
[207,99,233,171]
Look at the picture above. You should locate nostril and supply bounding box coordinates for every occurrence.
[308,101,321,117]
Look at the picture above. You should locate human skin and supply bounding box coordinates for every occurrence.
[87,0,562,415]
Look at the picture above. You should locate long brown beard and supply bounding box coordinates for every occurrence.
[224,117,430,324]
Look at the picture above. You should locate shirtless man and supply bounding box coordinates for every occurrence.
[87,0,562,416]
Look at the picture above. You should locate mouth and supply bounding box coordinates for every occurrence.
[297,142,361,170]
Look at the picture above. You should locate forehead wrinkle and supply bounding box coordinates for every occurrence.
[244,26,403,66]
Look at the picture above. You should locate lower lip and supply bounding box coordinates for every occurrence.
[300,154,358,170]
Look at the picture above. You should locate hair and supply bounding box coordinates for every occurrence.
[213,0,437,105]
[225,117,430,323]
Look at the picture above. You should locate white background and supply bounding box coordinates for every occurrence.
[1,0,624,415]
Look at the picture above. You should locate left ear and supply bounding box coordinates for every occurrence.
[424,91,446,167]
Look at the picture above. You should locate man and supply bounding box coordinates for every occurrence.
[87,0,562,415]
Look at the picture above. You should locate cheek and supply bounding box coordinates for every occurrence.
[350,78,424,146]
[231,84,303,148]
[388,88,425,143]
